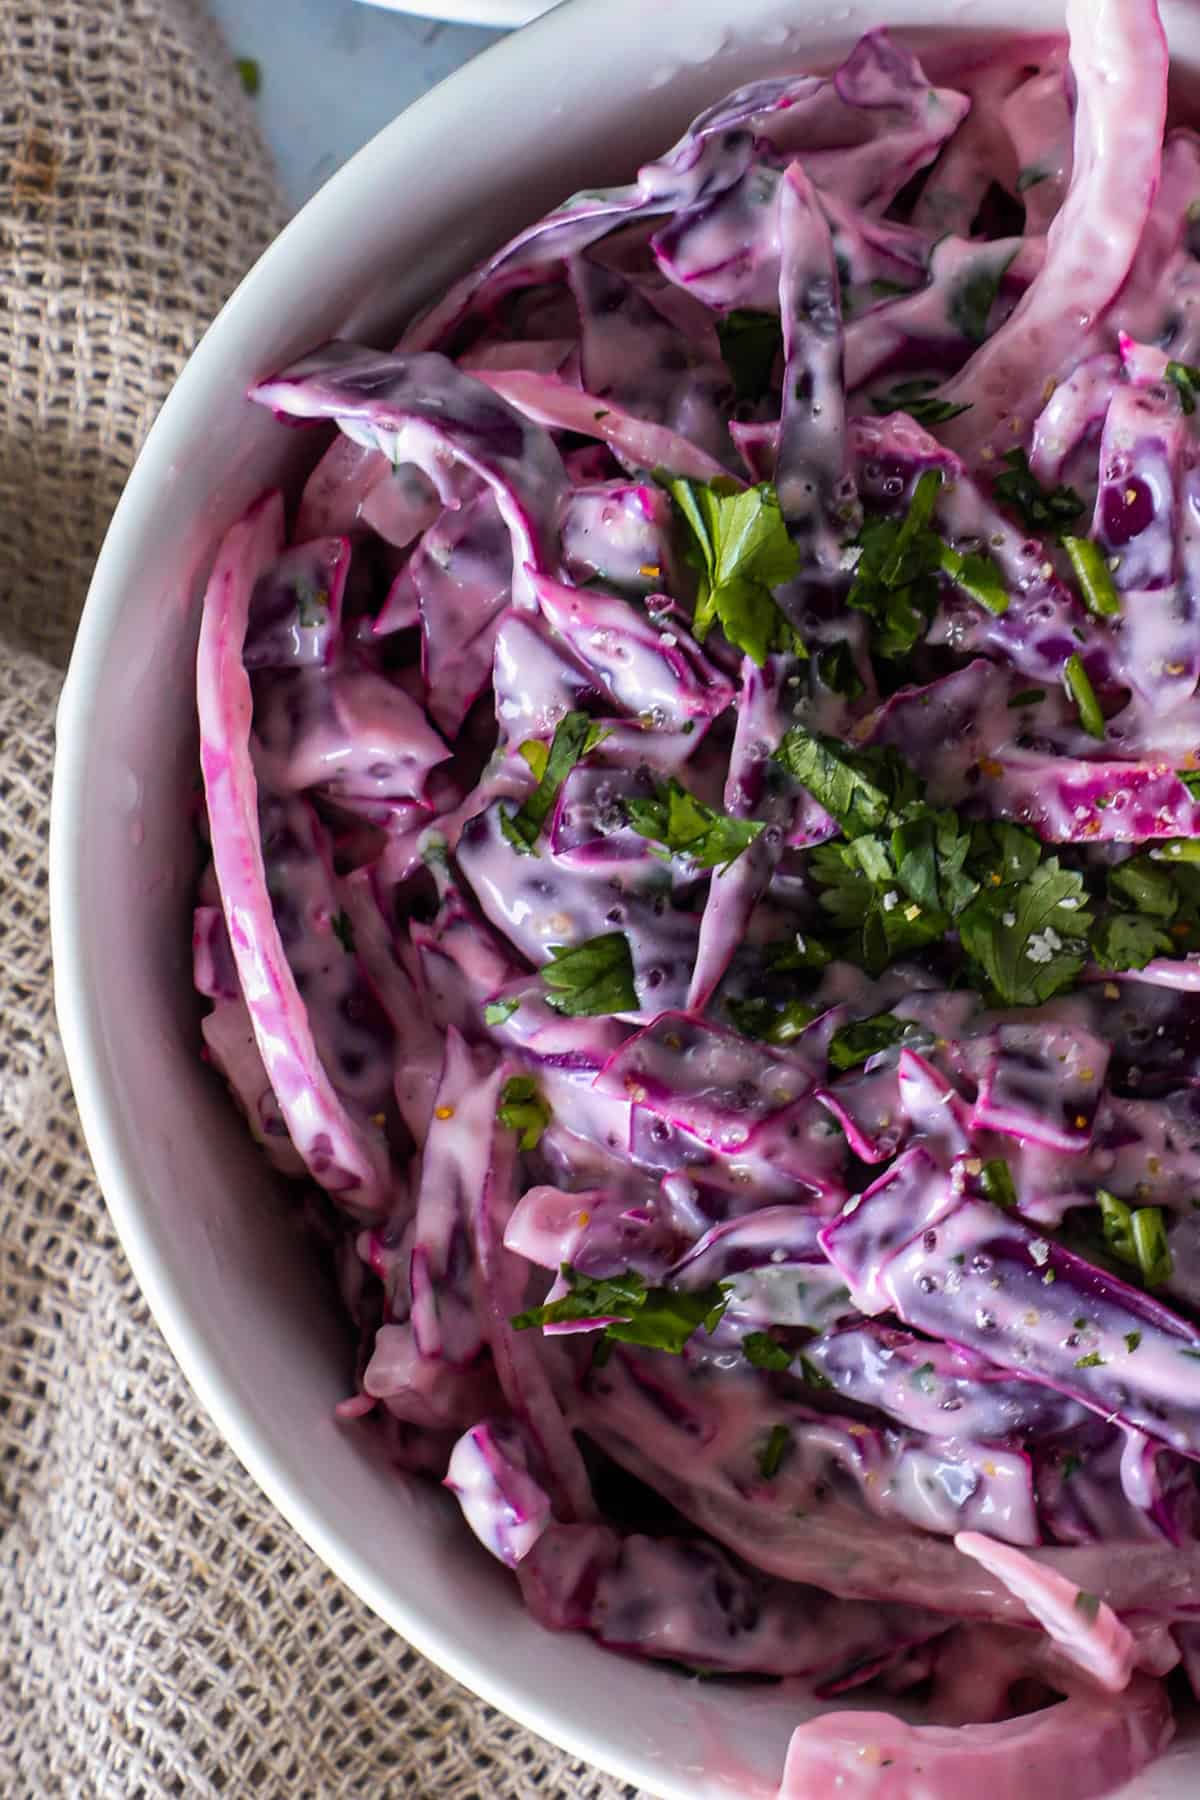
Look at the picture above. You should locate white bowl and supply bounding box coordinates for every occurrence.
[50,1,1200,1793]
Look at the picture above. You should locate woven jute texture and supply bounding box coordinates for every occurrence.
[0,6,639,1795]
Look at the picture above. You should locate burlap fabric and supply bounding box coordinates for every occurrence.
[0,6,640,1794]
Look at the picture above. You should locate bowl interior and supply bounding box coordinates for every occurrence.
[51,0,1200,1792]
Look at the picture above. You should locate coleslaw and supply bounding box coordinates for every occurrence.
[195,1,1200,1791]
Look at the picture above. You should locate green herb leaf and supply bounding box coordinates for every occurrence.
[958,858,1092,1005]
[1181,769,1200,801]
[939,543,1010,614]
[716,309,784,404]
[1125,1331,1142,1354]
[512,1263,729,1355]
[764,932,833,973]
[1063,537,1121,618]
[542,932,638,1017]
[1074,1589,1101,1621]
[871,376,971,426]
[743,1331,794,1372]
[757,1423,791,1479]
[501,711,608,855]
[726,997,820,1046]
[1064,653,1106,740]
[625,778,764,871]
[1008,687,1047,708]
[1074,1352,1106,1369]
[991,449,1083,538]
[1108,855,1181,920]
[948,247,1018,344]
[235,56,261,96]
[774,729,920,837]
[1090,911,1173,972]
[846,470,944,659]
[497,1075,552,1150]
[1166,360,1200,415]
[665,477,801,666]
[484,997,521,1027]
[827,1012,909,1071]
[816,641,865,700]
[331,909,356,954]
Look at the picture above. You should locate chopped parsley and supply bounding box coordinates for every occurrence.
[1074,1589,1101,1622]
[716,309,784,403]
[500,711,608,855]
[542,932,638,1017]
[947,246,1017,344]
[235,56,261,96]
[625,778,764,871]
[1008,687,1047,708]
[1074,1352,1106,1369]
[871,376,971,426]
[991,449,1083,537]
[484,996,521,1027]
[757,1423,791,1479]
[827,1012,910,1071]
[816,641,866,700]
[513,1264,729,1354]
[331,909,356,954]
[497,1076,552,1150]
[664,476,801,666]
[958,857,1091,1006]
[1090,911,1173,973]
[774,729,920,838]
[742,1331,794,1372]
[726,996,819,1046]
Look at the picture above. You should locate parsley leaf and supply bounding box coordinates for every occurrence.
[939,543,1009,615]
[542,932,638,1017]
[774,728,920,836]
[1074,1590,1101,1622]
[846,469,944,658]
[948,247,1017,344]
[827,1011,910,1071]
[871,377,971,426]
[625,778,764,871]
[512,1264,729,1355]
[1109,854,1181,920]
[743,1331,794,1372]
[991,449,1083,537]
[331,909,356,953]
[484,996,521,1027]
[716,309,783,404]
[1063,537,1121,618]
[497,1075,552,1150]
[726,997,819,1045]
[235,56,261,96]
[1090,911,1173,972]
[665,477,801,666]
[958,859,1092,1005]
[500,711,608,855]
[816,641,865,700]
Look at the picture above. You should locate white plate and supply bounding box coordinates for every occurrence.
[356,0,555,27]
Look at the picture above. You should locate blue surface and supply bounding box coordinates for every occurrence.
[208,0,503,210]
